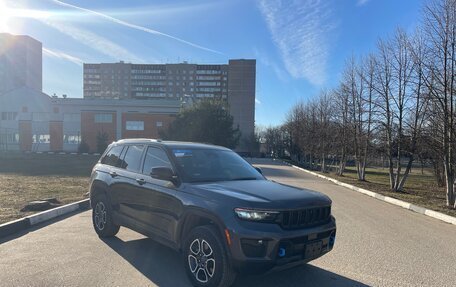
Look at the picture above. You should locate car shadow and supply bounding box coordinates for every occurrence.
[102,236,370,287]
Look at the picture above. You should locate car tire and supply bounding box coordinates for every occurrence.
[183,225,237,287]
[92,194,120,237]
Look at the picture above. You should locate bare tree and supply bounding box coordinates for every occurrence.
[359,54,376,180]
[315,90,334,172]
[421,0,456,207]
[396,30,430,191]
[279,0,455,209]
[340,55,374,181]
[390,29,415,192]
[372,37,397,190]
[332,86,351,176]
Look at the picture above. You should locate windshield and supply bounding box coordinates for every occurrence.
[172,148,263,183]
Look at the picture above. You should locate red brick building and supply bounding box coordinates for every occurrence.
[0,87,180,152]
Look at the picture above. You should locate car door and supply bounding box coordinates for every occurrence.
[109,144,146,222]
[101,144,127,212]
[133,145,184,243]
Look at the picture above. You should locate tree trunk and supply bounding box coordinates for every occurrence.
[321,154,326,173]
[454,180,456,209]
[444,156,455,207]
[338,150,346,176]
[397,156,414,191]
[359,161,366,181]
[388,154,395,191]
[356,161,366,181]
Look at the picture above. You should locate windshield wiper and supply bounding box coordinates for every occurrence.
[189,178,226,183]
[231,177,257,181]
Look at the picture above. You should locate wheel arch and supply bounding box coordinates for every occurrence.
[89,180,110,208]
[177,208,228,250]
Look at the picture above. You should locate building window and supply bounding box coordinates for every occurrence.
[0,133,19,143]
[1,112,17,120]
[63,113,81,122]
[156,121,163,127]
[32,134,50,143]
[32,113,50,122]
[126,121,144,131]
[94,113,113,123]
[63,134,81,144]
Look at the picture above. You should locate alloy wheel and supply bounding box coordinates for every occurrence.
[188,238,216,283]
[94,201,107,231]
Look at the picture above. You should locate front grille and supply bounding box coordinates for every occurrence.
[280,206,331,230]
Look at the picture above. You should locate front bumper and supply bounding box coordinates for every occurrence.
[227,216,336,274]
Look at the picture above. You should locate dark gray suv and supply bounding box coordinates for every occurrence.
[89,139,336,287]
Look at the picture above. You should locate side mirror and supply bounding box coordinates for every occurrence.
[254,166,263,175]
[151,167,177,183]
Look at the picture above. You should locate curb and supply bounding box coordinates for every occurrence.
[286,162,456,226]
[0,199,90,239]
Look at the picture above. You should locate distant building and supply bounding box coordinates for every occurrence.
[83,60,256,148]
[0,87,180,152]
[0,34,256,152]
[0,33,42,94]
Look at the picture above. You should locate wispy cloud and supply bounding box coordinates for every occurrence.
[253,48,288,82]
[50,0,223,55]
[255,98,262,104]
[257,0,337,86]
[357,0,371,6]
[43,20,144,63]
[43,47,84,66]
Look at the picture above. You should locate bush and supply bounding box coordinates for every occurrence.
[78,141,90,153]
[96,131,109,153]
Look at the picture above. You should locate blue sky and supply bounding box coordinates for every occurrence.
[1,0,423,126]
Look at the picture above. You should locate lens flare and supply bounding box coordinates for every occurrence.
[0,2,11,32]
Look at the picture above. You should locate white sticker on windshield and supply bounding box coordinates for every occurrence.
[173,149,192,157]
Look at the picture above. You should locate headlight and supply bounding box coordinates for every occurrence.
[234,208,279,222]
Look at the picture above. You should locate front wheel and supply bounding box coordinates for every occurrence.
[183,226,236,287]
[91,194,119,237]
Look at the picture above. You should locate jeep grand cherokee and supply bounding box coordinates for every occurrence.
[89,139,336,287]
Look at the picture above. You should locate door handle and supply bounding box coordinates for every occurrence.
[109,171,118,178]
[136,178,146,185]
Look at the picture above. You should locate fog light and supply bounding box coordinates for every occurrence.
[278,247,286,257]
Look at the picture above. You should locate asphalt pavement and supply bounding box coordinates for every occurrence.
[0,159,455,287]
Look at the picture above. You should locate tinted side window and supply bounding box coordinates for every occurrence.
[143,147,172,174]
[101,145,124,167]
[121,145,144,173]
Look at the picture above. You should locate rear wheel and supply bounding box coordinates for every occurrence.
[183,226,236,287]
[92,194,119,237]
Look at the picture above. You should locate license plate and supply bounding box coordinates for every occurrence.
[305,241,322,258]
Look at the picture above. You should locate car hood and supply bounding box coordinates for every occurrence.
[185,179,331,209]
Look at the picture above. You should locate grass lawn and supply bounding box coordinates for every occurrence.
[0,153,99,224]
[319,165,456,217]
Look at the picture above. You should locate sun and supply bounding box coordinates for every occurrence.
[0,2,12,32]
[0,2,52,32]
